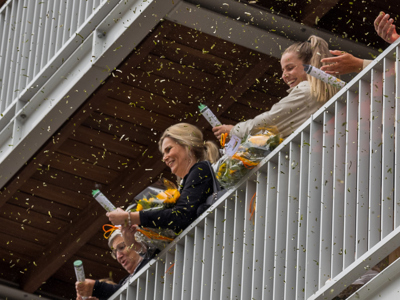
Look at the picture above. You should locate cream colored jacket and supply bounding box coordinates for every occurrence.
[229,81,322,139]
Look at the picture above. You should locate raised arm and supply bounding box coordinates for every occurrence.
[374,11,399,44]
[320,50,364,75]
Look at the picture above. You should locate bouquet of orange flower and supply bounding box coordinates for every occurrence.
[132,188,180,212]
[216,129,282,188]
[126,178,180,251]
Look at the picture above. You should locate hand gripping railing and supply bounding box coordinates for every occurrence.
[110,39,400,300]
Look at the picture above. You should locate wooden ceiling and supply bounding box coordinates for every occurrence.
[0,0,399,299]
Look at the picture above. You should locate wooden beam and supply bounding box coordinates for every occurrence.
[301,0,340,27]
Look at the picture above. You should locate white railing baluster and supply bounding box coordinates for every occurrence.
[77,0,86,29]
[47,1,59,61]
[210,207,224,300]
[230,189,245,300]
[171,243,183,300]
[240,180,256,300]
[331,100,346,278]
[273,152,289,299]
[356,79,371,258]
[319,110,335,287]
[144,268,155,300]
[0,10,4,110]
[381,57,396,239]
[18,0,34,94]
[163,250,174,300]
[190,226,204,300]
[295,131,310,300]
[54,0,66,53]
[7,0,22,107]
[181,235,193,300]
[1,5,13,109]
[62,0,74,44]
[200,217,214,300]
[220,197,235,299]
[26,1,40,82]
[395,46,400,228]
[40,1,51,69]
[305,119,323,297]
[33,2,46,75]
[284,141,300,300]
[369,69,383,249]
[261,164,277,300]
[153,260,164,300]
[343,90,358,268]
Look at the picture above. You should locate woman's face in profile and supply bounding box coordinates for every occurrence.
[161,137,191,178]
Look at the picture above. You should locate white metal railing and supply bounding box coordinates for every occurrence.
[0,0,115,114]
[109,38,400,300]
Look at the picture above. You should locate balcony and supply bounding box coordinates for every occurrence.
[108,38,400,299]
[0,0,397,299]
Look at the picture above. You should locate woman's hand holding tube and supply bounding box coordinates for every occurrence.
[212,125,233,140]
[106,208,140,227]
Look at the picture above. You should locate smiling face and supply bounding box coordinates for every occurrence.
[161,137,193,178]
[111,235,140,274]
[281,51,308,88]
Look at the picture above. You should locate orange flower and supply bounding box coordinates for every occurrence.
[157,189,180,204]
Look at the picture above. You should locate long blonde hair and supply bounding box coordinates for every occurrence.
[159,123,220,164]
[283,35,338,102]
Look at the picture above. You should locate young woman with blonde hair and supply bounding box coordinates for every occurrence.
[213,35,338,140]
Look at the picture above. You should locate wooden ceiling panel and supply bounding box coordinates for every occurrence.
[46,153,119,184]
[151,41,233,75]
[0,231,43,258]
[138,54,221,91]
[70,126,143,158]
[107,83,195,123]
[19,178,90,209]
[0,217,55,247]
[121,69,204,102]
[57,139,134,170]
[31,168,99,198]
[7,191,80,223]
[2,203,67,234]
[165,23,258,62]
[82,112,161,145]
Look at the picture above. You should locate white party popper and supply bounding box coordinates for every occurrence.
[92,189,116,212]
[303,64,346,89]
[74,260,86,282]
[199,104,222,127]
[74,260,88,300]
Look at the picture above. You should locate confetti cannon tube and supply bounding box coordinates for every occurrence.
[74,260,88,300]
[199,103,222,127]
[303,64,346,88]
[92,189,116,212]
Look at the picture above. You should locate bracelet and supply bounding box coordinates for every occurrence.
[127,211,131,227]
